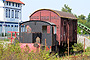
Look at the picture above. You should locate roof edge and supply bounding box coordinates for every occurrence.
[5,0,25,5]
[29,9,61,18]
[20,20,56,26]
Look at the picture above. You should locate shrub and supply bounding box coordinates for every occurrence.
[0,44,4,59]
[0,42,60,60]
[72,43,84,51]
[86,47,90,52]
[4,39,10,41]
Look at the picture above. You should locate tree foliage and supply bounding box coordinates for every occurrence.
[87,13,90,22]
[78,19,87,25]
[61,4,72,13]
[78,14,87,25]
[85,21,90,28]
[78,14,86,20]
[74,14,78,18]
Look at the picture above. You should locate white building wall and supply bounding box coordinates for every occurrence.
[4,1,22,22]
[0,1,4,21]
[0,1,23,22]
[0,0,24,36]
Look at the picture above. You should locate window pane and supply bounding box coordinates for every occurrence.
[0,25,2,27]
[12,10,14,18]
[11,25,13,27]
[12,3,14,6]
[18,4,20,7]
[6,9,8,18]
[9,10,10,18]
[7,2,8,5]
[15,10,17,18]
[9,2,11,6]
[17,11,19,19]
[16,3,17,7]
[15,10,19,19]
[8,25,10,27]
[15,25,17,27]
[42,26,47,33]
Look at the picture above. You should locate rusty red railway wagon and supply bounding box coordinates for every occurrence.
[30,9,77,44]
[19,9,77,53]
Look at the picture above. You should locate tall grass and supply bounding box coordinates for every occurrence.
[0,42,60,60]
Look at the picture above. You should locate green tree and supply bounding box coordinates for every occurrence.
[85,21,90,28]
[78,19,87,25]
[61,4,72,13]
[74,14,78,18]
[78,14,87,25]
[78,14,86,20]
[87,13,90,22]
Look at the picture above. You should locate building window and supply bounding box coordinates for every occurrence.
[6,9,8,18]
[7,2,8,5]
[15,25,17,27]
[18,4,20,7]
[9,2,11,6]
[12,2,14,6]
[9,9,10,18]
[5,25,7,27]
[15,10,19,19]
[7,25,10,27]
[12,10,14,18]
[6,9,10,18]
[42,26,47,33]
[16,3,17,7]
[0,25,2,27]
[11,25,13,27]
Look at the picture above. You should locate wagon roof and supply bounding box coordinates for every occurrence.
[30,9,77,20]
[20,20,56,26]
[53,10,77,19]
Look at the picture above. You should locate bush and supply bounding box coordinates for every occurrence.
[4,39,10,41]
[0,44,3,59]
[78,19,87,25]
[86,47,90,52]
[0,42,59,60]
[72,43,84,52]
[85,21,90,28]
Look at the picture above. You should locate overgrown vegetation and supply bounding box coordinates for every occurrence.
[72,43,83,52]
[86,47,90,52]
[0,41,60,60]
[0,40,90,60]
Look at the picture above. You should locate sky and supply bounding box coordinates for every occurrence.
[21,0,90,21]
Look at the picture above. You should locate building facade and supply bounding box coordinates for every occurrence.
[0,0,24,36]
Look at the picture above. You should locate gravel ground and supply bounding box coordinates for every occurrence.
[77,34,90,49]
